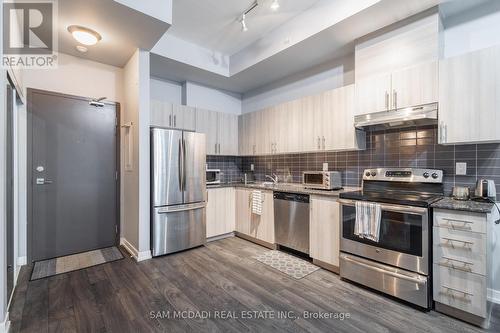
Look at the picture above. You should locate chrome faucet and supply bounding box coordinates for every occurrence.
[265,174,279,184]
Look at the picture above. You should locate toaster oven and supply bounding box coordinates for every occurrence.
[303,171,342,190]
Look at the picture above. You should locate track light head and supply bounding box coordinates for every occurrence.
[271,0,280,11]
[240,14,248,32]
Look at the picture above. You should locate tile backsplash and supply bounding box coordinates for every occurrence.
[209,125,500,199]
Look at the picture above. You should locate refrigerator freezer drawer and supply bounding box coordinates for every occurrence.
[152,203,206,256]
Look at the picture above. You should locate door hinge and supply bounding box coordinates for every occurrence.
[115,225,118,235]
[115,171,118,181]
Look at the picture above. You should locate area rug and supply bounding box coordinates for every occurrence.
[253,250,320,279]
[31,246,123,280]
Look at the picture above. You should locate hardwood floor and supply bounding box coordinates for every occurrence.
[9,237,500,332]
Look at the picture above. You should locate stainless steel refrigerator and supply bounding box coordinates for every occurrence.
[151,128,207,256]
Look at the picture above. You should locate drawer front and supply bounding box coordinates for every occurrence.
[433,227,486,275]
[434,209,486,234]
[433,264,487,318]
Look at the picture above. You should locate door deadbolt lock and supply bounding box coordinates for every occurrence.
[36,166,44,172]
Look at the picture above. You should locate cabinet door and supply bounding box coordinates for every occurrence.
[251,191,275,243]
[301,94,323,152]
[224,187,236,233]
[172,104,196,131]
[150,100,173,127]
[196,108,218,154]
[257,109,272,154]
[206,188,222,238]
[354,73,392,115]
[238,115,248,155]
[439,45,500,144]
[286,99,302,153]
[391,61,438,110]
[218,113,239,155]
[235,188,252,235]
[273,103,288,153]
[310,196,340,266]
[248,111,258,155]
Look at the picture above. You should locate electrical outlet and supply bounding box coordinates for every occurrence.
[250,164,254,171]
[456,162,467,175]
[323,163,328,171]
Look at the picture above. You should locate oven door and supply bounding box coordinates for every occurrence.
[339,199,429,275]
[303,172,325,189]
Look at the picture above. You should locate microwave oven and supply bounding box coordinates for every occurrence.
[206,169,221,185]
[303,171,342,190]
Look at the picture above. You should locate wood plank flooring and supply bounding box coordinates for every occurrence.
[8,237,500,333]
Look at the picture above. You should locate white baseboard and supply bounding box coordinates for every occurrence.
[0,312,10,333]
[488,288,500,304]
[120,238,152,262]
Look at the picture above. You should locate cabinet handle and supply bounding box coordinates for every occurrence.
[169,114,172,127]
[441,237,474,248]
[317,137,321,150]
[215,143,218,154]
[393,90,397,109]
[439,256,474,272]
[385,91,389,110]
[322,136,325,150]
[218,143,221,154]
[441,285,474,298]
[441,218,473,231]
[174,115,177,127]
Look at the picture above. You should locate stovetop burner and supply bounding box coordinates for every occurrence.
[339,168,444,207]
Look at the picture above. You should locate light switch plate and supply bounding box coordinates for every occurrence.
[456,162,467,175]
[250,164,254,171]
[323,163,328,171]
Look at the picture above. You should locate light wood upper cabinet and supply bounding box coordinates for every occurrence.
[235,188,252,235]
[439,45,500,144]
[391,61,438,110]
[286,99,303,153]
[172,104,196,131]
[218,113,239,155]
[206,187,235,238]
[150,101,197,130]
[354,73,392,115]
[196,108,218,155]
[310,196,340,267]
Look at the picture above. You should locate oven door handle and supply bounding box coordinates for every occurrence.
[338,199,427,215]
[342,255,427,284]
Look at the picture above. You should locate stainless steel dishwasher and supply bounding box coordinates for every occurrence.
[274,192,310,254]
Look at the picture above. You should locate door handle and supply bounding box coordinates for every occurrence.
[36,178,53,185]
[179,139,183,191]
[182,139,187,189]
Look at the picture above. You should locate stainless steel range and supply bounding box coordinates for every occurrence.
[338,168,444,309]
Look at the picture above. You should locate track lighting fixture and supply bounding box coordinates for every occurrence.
[238,1,258,33]
[241,14,248,32]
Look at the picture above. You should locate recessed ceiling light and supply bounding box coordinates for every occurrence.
[271,0,280,11]
[76,45,88,53]
[67,25,102,46]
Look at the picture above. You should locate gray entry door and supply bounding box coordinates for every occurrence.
[29,89,118,262]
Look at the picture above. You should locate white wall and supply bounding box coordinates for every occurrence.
[150,77,182,104]
[184,81,241,115]
[121,49,151,260]
[22,53,123,103]
[242,55,354,113]
[443,3,500,58]
[113,0,173,24]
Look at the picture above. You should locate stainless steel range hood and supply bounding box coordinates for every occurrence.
[354,103,438,130]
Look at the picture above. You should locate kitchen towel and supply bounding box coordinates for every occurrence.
[355,201,382,242]
[252,190,263,215]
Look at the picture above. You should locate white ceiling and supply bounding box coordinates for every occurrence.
[57,0,170,67]
[167,0,320,56]
[151,0,441,94]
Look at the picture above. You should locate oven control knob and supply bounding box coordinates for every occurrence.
[370,171,377,177]
[431,173,439,179]
[365,171,371,177]
[423,172,429,178]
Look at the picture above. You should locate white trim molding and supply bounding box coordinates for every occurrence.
[0,312,10,333]
[488,288,500,305]
[16,257,26,267]
[120,238,152,262]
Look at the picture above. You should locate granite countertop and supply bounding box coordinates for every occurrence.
[207,182,361,197]
[431,197,496,214]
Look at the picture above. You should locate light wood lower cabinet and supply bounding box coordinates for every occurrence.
[206,187,235,238]
[235,188,274,244]
[309,196,340,268]
[433,208,498,328]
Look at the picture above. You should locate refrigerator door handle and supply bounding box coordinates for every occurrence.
[182,138,187,190]
[157,202,206,214]
[178,138,183,192]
